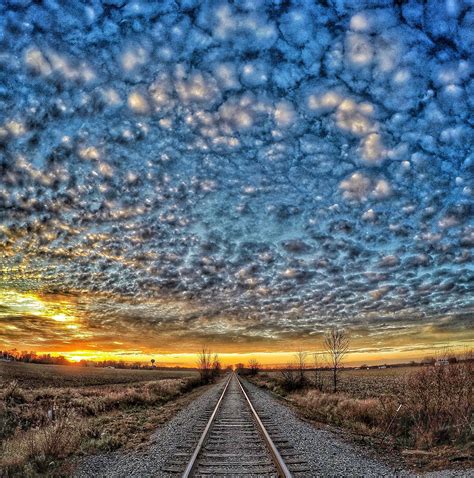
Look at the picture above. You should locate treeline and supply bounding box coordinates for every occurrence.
[0,350,194,370]
[1,350,69,365]
[83,360,194,370]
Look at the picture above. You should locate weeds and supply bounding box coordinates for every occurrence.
[3,381,26,405]
[397,361,472,448]
[1,413,83,476]
[253,360,473,451]
[0,371,203,476]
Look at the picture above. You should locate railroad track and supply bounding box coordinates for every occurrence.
[161,373,308,477]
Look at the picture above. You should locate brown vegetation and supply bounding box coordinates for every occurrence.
[278,350,309,391]
[0,361,195,389]
[250,358,473,471]
[1,412,83,476]
[196,348,221,384]
[324,327,350,393]
[247,359,260,376]
[0,362,201,476]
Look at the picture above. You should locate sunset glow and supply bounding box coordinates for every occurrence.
[1,288,470,367]
[1,1,473,366]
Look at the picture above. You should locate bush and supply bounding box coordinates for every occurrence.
[279,367,307,392]
[291,360,473,449]
[2,381,26,405]
[0,413,83,476]
[396,361,472,448]
[180,376,202,393]
[292,390,390,435]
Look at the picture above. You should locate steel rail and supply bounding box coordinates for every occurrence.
[235,374,293,478]
[182,372,292,478]
[182,373,232,478]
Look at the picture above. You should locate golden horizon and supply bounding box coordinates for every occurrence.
[2,345,470,368]
[1,289,472,368]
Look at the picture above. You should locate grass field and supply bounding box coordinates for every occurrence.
[0,361,198,388]
[251,362,473,472]
[0,362,201,476]
[263,366,409,398]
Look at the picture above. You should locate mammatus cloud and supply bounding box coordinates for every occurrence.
[0,0,472,356]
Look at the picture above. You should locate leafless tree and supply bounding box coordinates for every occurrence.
[312,353,324,391]
[212,353,221,377]
[294,350,308,386]
[324,327,350,392]
[197,347,213,383]
[248,359,261,376]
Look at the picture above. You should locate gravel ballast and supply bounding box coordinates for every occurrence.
[75,376,471,478]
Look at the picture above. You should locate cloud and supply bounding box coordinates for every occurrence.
[0,0,472,354]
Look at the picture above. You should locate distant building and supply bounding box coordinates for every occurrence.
[435,359,449,366]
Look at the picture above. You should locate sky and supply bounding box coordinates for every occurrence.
[0,0,473,366]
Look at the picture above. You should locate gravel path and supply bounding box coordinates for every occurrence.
[75,376,472,478]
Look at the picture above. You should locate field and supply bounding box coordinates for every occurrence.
[251,362,473,472]
[263,366,409,398]
[334,367,408,397]
[0,361,198,388]
[0,362,201,477]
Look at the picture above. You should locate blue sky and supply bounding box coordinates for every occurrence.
[0,0,472,359]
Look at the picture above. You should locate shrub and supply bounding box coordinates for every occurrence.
[292,390,391,435]
[2,381,26,405]
[395,361,472,448]
[180,376,202,393]
[290,360,473,449]
[0,413,83,475]
[280,367,307,392]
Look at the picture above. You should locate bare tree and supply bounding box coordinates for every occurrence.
[294,350,308,386]
[235,362,245,373]
[197,347,213,383]
[212,353,221,377]
[312,353,324,391]
[324,327,350,392]
[248,359,261,376]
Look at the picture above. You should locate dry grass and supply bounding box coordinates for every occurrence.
[0,362,202,477]
[292,391,385,435]
[0,361,197,389]
[263,367,408,398]
[1,413,83,476]
[399,362,472,448]
[252,361,473,470]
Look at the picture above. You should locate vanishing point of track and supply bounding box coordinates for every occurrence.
[162,372,308,477]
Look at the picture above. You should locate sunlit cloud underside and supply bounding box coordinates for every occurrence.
[0,0,473,363]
